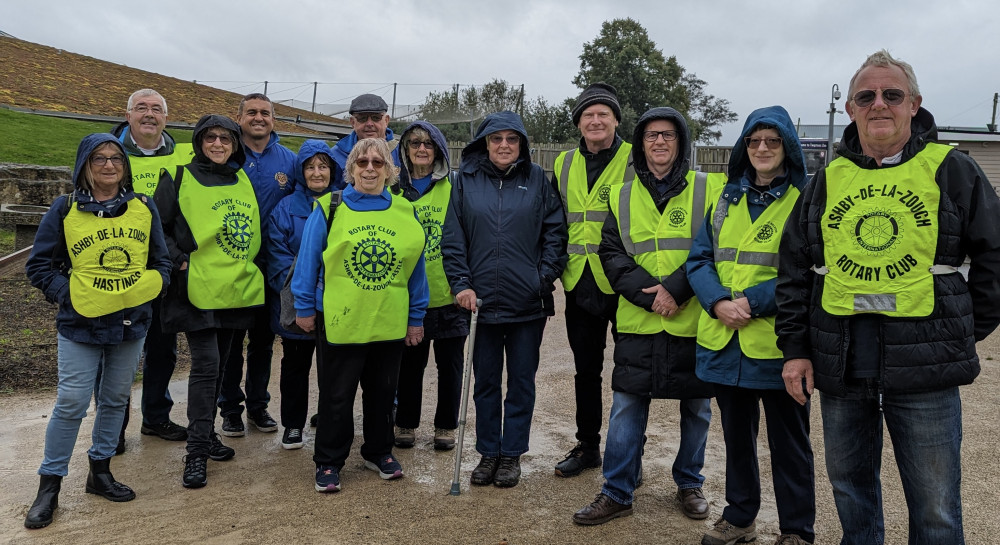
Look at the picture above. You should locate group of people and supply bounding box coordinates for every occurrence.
[21,49,1000,545]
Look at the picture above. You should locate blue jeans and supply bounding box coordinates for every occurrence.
[39,334,144,476]
[601,391,711,505]
[821,383,964,545]
[472,318,546,457]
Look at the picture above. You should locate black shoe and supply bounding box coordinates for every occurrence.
[554,442,602,477]
[221,414,245,437]
[248,409,278,433]
[208,433,235,461]
[494,455,521,488]
[140,420,188,441]
[573,493,633,526]
[84,457,135,502]
[24,475,61,529]
[182,455,208,489]
[470,456,499,486]
[309,413,319,427]
[282,428,304,450]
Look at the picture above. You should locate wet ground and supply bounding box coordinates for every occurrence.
[1,292,999,544]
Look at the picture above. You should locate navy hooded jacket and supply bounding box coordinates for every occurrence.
[687,105,808,389]
[441,111,567,324]
[26,133,172,344]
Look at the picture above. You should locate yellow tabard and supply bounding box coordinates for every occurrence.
[63,198,162,318]
[178,167,265,310]
[322,195,426,344]
[128,143,194,196]
[412,178,454,308]
[820,143,949,317]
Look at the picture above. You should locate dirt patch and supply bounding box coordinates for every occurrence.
[0,274,58,392]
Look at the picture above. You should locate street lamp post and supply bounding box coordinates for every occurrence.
[827,84,841,166]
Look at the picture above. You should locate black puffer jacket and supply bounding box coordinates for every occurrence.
[442,111,567,325]
[775,108,1000,395]
[153,115,257,333]
[599,107,713,399]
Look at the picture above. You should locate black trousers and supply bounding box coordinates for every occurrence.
[395,335,465,430]
[715,384,816,542]
[278,337,317,430]
[185,328,236,456]
[313,340,404,469]
[218,306,274,417]
[564,288,616,446]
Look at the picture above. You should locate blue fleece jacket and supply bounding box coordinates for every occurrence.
[686,105,808,389]
[25,133,172,344]
[290,184,429,342]
[243,131,297,221]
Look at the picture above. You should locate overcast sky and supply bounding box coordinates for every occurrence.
[5,0,998,144]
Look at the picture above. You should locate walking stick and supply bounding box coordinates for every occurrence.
[450,299,481,496]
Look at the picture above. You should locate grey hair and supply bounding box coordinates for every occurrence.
[848,50,920,99]
[127,89,167,114]
[344,138,399,187]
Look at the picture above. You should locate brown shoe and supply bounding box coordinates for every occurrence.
[572,493,633,526]
[678,487,709,519]
[776,534,812,545]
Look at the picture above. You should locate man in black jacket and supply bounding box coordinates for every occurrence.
[776,50,1000,545]
[573,107,720,526]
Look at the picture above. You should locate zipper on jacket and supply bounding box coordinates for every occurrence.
[494,176,503,323]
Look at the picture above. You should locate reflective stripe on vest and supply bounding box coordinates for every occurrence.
[127,143,194,197]
[322,195,426,344]
[697,185,800,359]
[412,177,454,308]
[555,143,633,293]
[611,170,723,337]
[63,197,162,318]
[179,167,265,310]
[819,143,948,317]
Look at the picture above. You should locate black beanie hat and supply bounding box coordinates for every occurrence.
[571,82,622,125]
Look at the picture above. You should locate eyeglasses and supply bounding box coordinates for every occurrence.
[852,88,907,108]
[744,136,783,150]
[488,134,520,146]
[203,133,233,145]
[90,155,125,167]
[643,130,678,142]
[353,113,384,123]
[131,104,164,115]
[355,157,386,170]
[408,140,435,150]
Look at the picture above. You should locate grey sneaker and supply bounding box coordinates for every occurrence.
[701,516,757,545]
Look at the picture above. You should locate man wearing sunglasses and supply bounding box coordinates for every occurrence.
[777,50,1000,544]
[331,94,401,189]
[551,83,632,480]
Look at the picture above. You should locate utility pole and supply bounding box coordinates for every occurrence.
[311,82,317,113]
[827,84,841,165]
[392,83,397,118]
[263,81,268,97]
[989,92,998,132]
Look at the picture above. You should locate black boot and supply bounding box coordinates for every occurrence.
[115,401,130,455]
[85,457,135,502]
[24,474,61,529]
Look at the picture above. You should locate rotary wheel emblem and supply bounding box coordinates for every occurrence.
[668,208,687,227]
[854,210,899,253]
[351,237,396,282]
[223,211,254,252]
[598,185,611,203]
[99,245,131,273]
[754,223,776,243]
[423,219,443,255]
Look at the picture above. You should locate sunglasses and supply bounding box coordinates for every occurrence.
[353,113,384,123]
[852,88,907,108]
[744,136,783,150]
[643,130,678,142]
[90,155,125,167]
[355,157,386,170]
[203,133,233,145]
[488,134,520,146]
[408,140,435,150]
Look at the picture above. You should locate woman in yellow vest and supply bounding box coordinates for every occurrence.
[24,133,171,529]
[687,106,815,545]
[291,138,428,493]
[152,115,265,489]
[391,121,468,451]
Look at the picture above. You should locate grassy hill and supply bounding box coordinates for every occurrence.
[0,36,347,129]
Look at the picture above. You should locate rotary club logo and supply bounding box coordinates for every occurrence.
[221,211,254,255]
[422,218,443,260]
[98,245,131,273]
[853,209,901,254]
[275,172,288,189]
[754,222,777,243]
[668,207,687,227]
[598,185,612,204]
[347,237,402,290]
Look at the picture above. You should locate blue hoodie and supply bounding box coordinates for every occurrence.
[441,111,568,324]
[266,140,336,337]
[686,105,808,389]
[25,133,172,344]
